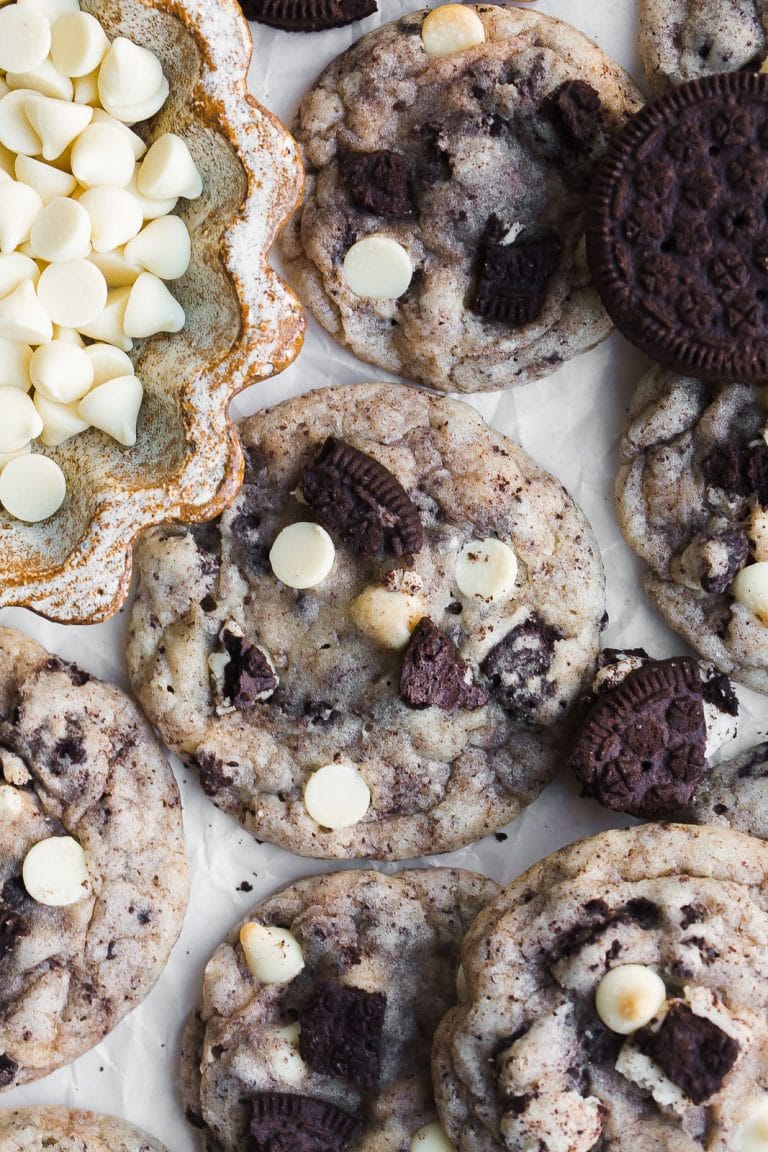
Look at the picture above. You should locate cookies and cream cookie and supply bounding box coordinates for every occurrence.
[616,368,768,693]
[0,627,188,1090]
[0,1107,169,1152]
[279,4,642,393]
[433,823,768,1151]
[126,384,606,859]
[639,0,768,94]
[181,867,498,1152]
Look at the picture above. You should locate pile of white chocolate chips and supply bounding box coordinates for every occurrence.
[0,0,203,522]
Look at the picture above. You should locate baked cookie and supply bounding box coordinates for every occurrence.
[566,648,739,818]
[681,741,768,836]
[433,823,768,1151]
[126,384,606,859]
[181,867,498,1152]
[0,627,188,1090]
[279,4,642,393]
[616,368,768,693]
[0,1108,168,1152]
[639,0,768,95]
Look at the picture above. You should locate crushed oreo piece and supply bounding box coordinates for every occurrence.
[399,618,487,711]
[699,529,750,593]
[636,1001,739,1104]
[0,1054,17,1088]
[301,437,423,557]
[567,657,708,818]
[701,669,739,716]
[219,628,278,710]
[544,80,604,148]
[340,150,414,217]
[702,441,768,507]
[472,217,562,326]
[481,614,562,722]
[298,981,386,1089]
[249,1092,361,1152]
[238,0,376,30]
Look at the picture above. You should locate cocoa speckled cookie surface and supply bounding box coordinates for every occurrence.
[616,369,768,693]
[126,384,606,859]
[279,5,642,393]
[0,1108,168,1152]
[681,741,768,836]
[182,867,498,1152]
[0,628,188,1090]
[433,823,768,1151]
[640,0,768,94]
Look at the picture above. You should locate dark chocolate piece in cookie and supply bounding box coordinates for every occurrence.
[238,0,376,31]
[472,219,562,327]
[249,1092,361,1152]
[220,629,278,710]
[702,441,768,507]
[587,72,768,382]
[400,618,487,711]
[301,437,423,557]
[636,1001,739,1104]
[481,614,561,723]
[567,657,707,818]
[298,981,386,1088]
[340,151,414,217]
[543,80,604,148]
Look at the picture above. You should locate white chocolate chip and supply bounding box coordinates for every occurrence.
[17,0,80,25]
[50,10,110,77]
[0,90,43,156]
[0,279,52,345]
[78,374,142,446]
[455,538,518,602]
[342,235,413,299]
[0,252,39,296]
[98,37,167,122]
[37,257,107,327]
[35,390,89,446]
[303,762,371,829]
[350,585,425,649]
[137,133,202,200]
[29,195,91,261]
[88,248,142,288]
[70,121,136,187]
[22,835,88,905]
[0,338,32,390]
[77,284,132,349]
[0,386,42,451]
[124,214,191,279]
[6,59,74,102]
[421,4,485,57]
[737,1099,768,1152]
[51,323,82,345]
[104,84,170,127]
[0,452,65,520]
[30,339,93,402]
[125,167,177,220]
[85,342,133,386]
[269,521,335,589]
[268,1022,305,1086]
[732,561,768,625]
[79,186,143,252]
[0,444,31,472]
[239,922,306,984]
[72,68,99,107]
[595,965,666,1035]
[0,6,51,74]
[25,93,92,161]
[0,143,13,177]
[15,152,76,203]
[0,180,43,253]
[90,110,147,162]
[123,271,184,337]
[410,1123,455,1152]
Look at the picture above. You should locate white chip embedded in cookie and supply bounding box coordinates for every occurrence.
[342,235,413,299]
[304,762,371,829]
[269,521,335,589]
[421,4,485,57]
[240,922,305,984]
[455,538,518,601]
[595,965,667,1034]
[22,835,89,906]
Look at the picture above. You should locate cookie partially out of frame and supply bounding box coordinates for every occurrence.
[681,741,768,836]
[280,4,642,393]
[0,628,188,1090]
[639,0,768,95]
[433,823,768,1151]
[182,868,498,1152]
[127,384,606,860]
[0,1108,168,1152]
[616,368,768,693]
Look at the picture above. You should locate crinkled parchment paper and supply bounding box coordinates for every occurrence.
[1,2,767,1147]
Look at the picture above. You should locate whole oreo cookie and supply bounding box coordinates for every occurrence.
[587,71,768,382]
[238,0,376,31]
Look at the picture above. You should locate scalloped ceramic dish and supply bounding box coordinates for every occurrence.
[0,0,305,623]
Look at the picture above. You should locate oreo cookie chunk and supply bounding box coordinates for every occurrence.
[568,649,739,818]
[279,5,642,393]
[433,824,768,1151]
[127,384,605,859]
[0,1108,171,1152]
[238,0,376,31]
[0,627,188,1090]
[617,367,768,693]
[588,71,768,383]
[181,868,498,1152]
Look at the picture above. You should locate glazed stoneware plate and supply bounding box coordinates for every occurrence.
[0,0,304,623]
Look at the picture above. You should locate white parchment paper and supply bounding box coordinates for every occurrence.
[2,2,767,1147]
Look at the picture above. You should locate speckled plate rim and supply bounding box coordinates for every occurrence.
[0,0,305,624]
